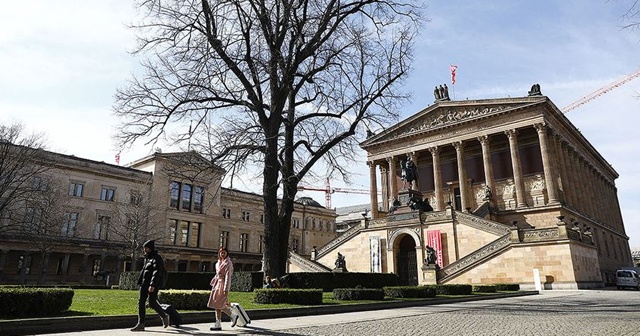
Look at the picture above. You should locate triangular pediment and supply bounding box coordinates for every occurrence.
[361,96,548,149]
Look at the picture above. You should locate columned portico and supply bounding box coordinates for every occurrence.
[478,135,495,202]
[387,156,398,202]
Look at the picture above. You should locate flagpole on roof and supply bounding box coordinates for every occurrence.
[450,64,457,100]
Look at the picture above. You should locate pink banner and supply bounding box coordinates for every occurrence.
[427,230,443,268]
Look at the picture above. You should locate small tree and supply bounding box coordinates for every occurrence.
[107,184,166,271]
[0,122,49,235]
[114,0,422,277]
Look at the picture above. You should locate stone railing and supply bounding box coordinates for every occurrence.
[288,251,332,272]
[437,234,512,283]
[421,210,450,223]
[315,221,363,260]
[472,201,491,218]
[455,211,511,236]
[519,227,560,242]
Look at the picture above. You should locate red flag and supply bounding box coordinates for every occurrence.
[115,152,121,165]
[450,64,458,85]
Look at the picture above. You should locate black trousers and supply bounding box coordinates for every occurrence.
[138,286,165,323]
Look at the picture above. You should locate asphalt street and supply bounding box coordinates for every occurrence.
[45,289,640,336]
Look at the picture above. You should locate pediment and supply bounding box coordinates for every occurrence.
[361,97,547,149]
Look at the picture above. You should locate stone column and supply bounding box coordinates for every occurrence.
[505,129,527,208]
[560,141,576,207]
[379,165,389,211]
[61,253,70,284]
[387,156,398,200]
[0,249,7,281]
[368,161,379,218]
[429,147,444,211]
[453,141,468,211]
[552,135,568,204]
[81,253,89,284]
[477,135,495,201]
[567,149,583,211]
[534,123,559,204]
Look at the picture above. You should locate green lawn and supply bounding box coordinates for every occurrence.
[68,290,392,317]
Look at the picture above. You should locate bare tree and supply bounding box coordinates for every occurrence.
[107,184,166,271]
[114,0,422,277]
[620,0,640,30]
[15,177,72,284]
[0,122,49,235]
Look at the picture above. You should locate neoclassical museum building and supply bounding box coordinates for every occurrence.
[301,85,631,289]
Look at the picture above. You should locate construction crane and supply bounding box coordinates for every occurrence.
[297,177,378,209]
[562,68,640,113]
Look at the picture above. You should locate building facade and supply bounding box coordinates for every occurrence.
[0,151,336,285]
[308,87,631,289]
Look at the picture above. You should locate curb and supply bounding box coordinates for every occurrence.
[1,291,538,336]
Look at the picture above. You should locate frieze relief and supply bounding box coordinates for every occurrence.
[525,176,545,191]
[522,228,560,241]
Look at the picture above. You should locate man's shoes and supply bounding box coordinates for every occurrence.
[130,324,145,332]
[231,313,239,327]
[161,314,170,328]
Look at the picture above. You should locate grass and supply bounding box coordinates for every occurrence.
[66,290,397,317]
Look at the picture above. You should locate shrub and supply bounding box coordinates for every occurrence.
[472,285,497,293]
[494,283,520,291]
[0,288,74,318]
[279,272,398,291]
[333,288,385,300]
[120,271,261,292]
[254,288,323,305]
[384,286,436,298]
[159,290,211,310]
[425,284,473,295]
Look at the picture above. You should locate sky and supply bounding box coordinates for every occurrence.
[1,1,640,246]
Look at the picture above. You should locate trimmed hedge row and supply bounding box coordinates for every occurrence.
[118,271,261,292]
[426,284,473,295]
[383,286,436,298]
[0,288,74,318]
[254,288,323,305]
[158,290,211,310]
[472,285,497,293]
[333,288,385,300]
[280,272,399,291]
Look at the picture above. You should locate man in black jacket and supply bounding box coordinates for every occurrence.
[131,240,170,331]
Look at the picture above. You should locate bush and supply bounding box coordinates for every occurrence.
[120,271,261,292]
[0,288,74,318]
[384,286,436,298]
[424,284,473,295]
[472,285,497,293]
[333,288,385,300]
[279,272,398,291]
[254,288,323,305]
[159,290,211,310]
[494,283,520,291]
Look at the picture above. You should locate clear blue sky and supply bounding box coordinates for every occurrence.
[2,1,639,247]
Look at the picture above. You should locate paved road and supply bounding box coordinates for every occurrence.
[47,289,640,336]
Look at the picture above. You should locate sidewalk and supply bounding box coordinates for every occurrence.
[2,291,538,336]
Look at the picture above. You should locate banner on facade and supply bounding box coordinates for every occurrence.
[426,230,443,268]
[370,236,381,273]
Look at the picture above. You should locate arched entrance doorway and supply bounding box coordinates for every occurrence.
[397,234,418,285]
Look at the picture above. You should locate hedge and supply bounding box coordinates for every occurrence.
[0,288,74,318]
[333,288,385,300]
[279,272,398,291]
[158,290,211,310]
[118,271,262,292]
[254,288,323,305]
[383,286,436,298]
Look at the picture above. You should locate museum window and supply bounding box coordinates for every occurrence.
[222,208,231,219]
[95,214,111,240]
[62,212,78,237]
[170,181,180,209]
[190,222,201,247]
[219,230,230,249]
[100,187,116,201]
[181,184,192,211]
[69,181,84,197]
[259,235,264,254]
[492,150,514,180]
[92,259,101,275]
[465,155,485,183]
[520,144,543,175]
[260,213,264,224]
[239,233,249,252]
[242,211,250,222]
[292,218,300,228]
[291,239,299,253]
[32,176,49,191]
[193,186,204,213]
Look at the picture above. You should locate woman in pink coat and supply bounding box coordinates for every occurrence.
[207,247,237,330]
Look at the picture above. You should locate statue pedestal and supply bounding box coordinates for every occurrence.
[397,189,423,211]
[333,267,347,273]
[421,264,438,285]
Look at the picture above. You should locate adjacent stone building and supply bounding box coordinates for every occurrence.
[0,150,336,285]
[307,86,631,289]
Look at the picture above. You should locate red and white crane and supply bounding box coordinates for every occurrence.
[562,68,640,113]
[297,177,376,209]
